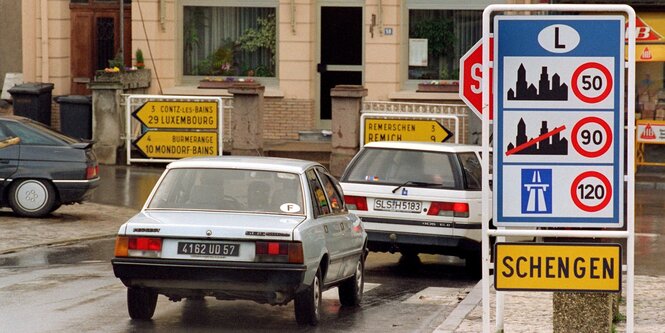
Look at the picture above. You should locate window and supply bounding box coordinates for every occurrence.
[4,122,72,146]
[318,172,345,214]
[458,152,481,190]
[183,4,276,78]
[306,169,329,216]
[407,9,482,81]
[343,148,458,189]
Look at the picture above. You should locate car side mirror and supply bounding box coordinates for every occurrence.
[0,136,20,149]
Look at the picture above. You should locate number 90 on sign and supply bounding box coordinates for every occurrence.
[571,116,612,158]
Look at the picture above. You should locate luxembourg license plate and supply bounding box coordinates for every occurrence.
[374,199,422,213]
[177,241,240,256]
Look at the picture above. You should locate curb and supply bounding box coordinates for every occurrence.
[434,279,484,333]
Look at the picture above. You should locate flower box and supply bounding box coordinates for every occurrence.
[93,69,151,90]
[198,80,235,89]
[417,82,459,93]
[198,79,256,89]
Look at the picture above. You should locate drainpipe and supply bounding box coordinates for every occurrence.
[119,0,124,64]
[40,0,49,82]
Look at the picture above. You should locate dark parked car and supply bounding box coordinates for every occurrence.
[0,115,99,217]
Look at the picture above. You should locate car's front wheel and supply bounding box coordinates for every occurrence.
[127,287,157,320]
[294,268,322,326]
[338,256,364,306]
[8,179,57,217]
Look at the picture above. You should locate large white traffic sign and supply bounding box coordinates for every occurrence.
[494,16,624,228]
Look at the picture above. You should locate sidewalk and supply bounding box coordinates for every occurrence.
[435,275,665,332]
[0,203,137,254]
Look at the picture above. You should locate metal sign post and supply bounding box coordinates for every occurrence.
[481,4,635,332]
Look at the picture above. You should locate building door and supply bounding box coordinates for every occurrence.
[318,6,363,128]
[69,1,131,95]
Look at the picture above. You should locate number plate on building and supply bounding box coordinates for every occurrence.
[177,241,240,256]
[374,199,422,213]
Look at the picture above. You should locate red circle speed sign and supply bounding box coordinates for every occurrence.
[571,62,613,104]
[570,171,612,212]
[571,116,613,158]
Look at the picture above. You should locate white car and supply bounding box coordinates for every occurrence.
[112,156,367,326]
[340,141,485,272]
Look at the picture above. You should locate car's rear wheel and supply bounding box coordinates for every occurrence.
[294,268,322,326]
[465,252,482,278]
[338,256,364,306]
[8,179,57,217]
[127,287,158,320]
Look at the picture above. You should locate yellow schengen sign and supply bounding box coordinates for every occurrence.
[495,243,622,292]
[134,131,218,159]
[364,119,453,144]
[133,101,218,129]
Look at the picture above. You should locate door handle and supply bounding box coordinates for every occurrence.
[0,160,9,164]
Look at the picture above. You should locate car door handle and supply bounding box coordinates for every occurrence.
[0,160,9,164]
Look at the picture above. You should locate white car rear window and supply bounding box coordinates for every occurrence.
[344,148,458,189]
[147,168,305,215]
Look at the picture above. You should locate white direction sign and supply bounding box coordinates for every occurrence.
[494,16,624,228]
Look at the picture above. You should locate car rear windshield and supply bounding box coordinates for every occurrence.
[343,148,459,189]
[147,168,305,215]
[5,119,79,145]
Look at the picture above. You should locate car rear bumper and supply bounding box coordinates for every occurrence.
[366,230,481,257]
[112,257,308,304]
[53,177,100,203]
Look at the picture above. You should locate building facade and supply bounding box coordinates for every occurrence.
[15,1,665,141]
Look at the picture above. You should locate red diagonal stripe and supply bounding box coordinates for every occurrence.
[506,125,566,156]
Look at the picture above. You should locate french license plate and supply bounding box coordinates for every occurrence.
[374,199,422,213]
[177,241,240,256]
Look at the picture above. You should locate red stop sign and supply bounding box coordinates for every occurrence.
[459,38,493,120]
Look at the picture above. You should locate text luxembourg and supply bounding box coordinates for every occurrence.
[500,255,616,280]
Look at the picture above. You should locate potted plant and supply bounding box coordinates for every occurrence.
[135,49,145,69]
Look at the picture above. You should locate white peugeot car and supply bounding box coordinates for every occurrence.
[340,141,485,272]
[112,156,367,326]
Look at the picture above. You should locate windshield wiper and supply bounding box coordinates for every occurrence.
[391,180,441,193]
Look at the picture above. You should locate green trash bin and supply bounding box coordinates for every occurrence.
[56,95,92,140]
[8,82,54,126]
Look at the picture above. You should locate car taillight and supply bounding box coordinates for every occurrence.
[115,236,162,258]
[344,195,368,211]
[86,165,99,179]
[428,202,469,218]
[255,241,303,264]
[114,236,129,257]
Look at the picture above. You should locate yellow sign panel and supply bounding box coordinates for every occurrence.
[495,243,621,292]
[134,131,218,159]
[364,119,453,144]
[133,101,218,129]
